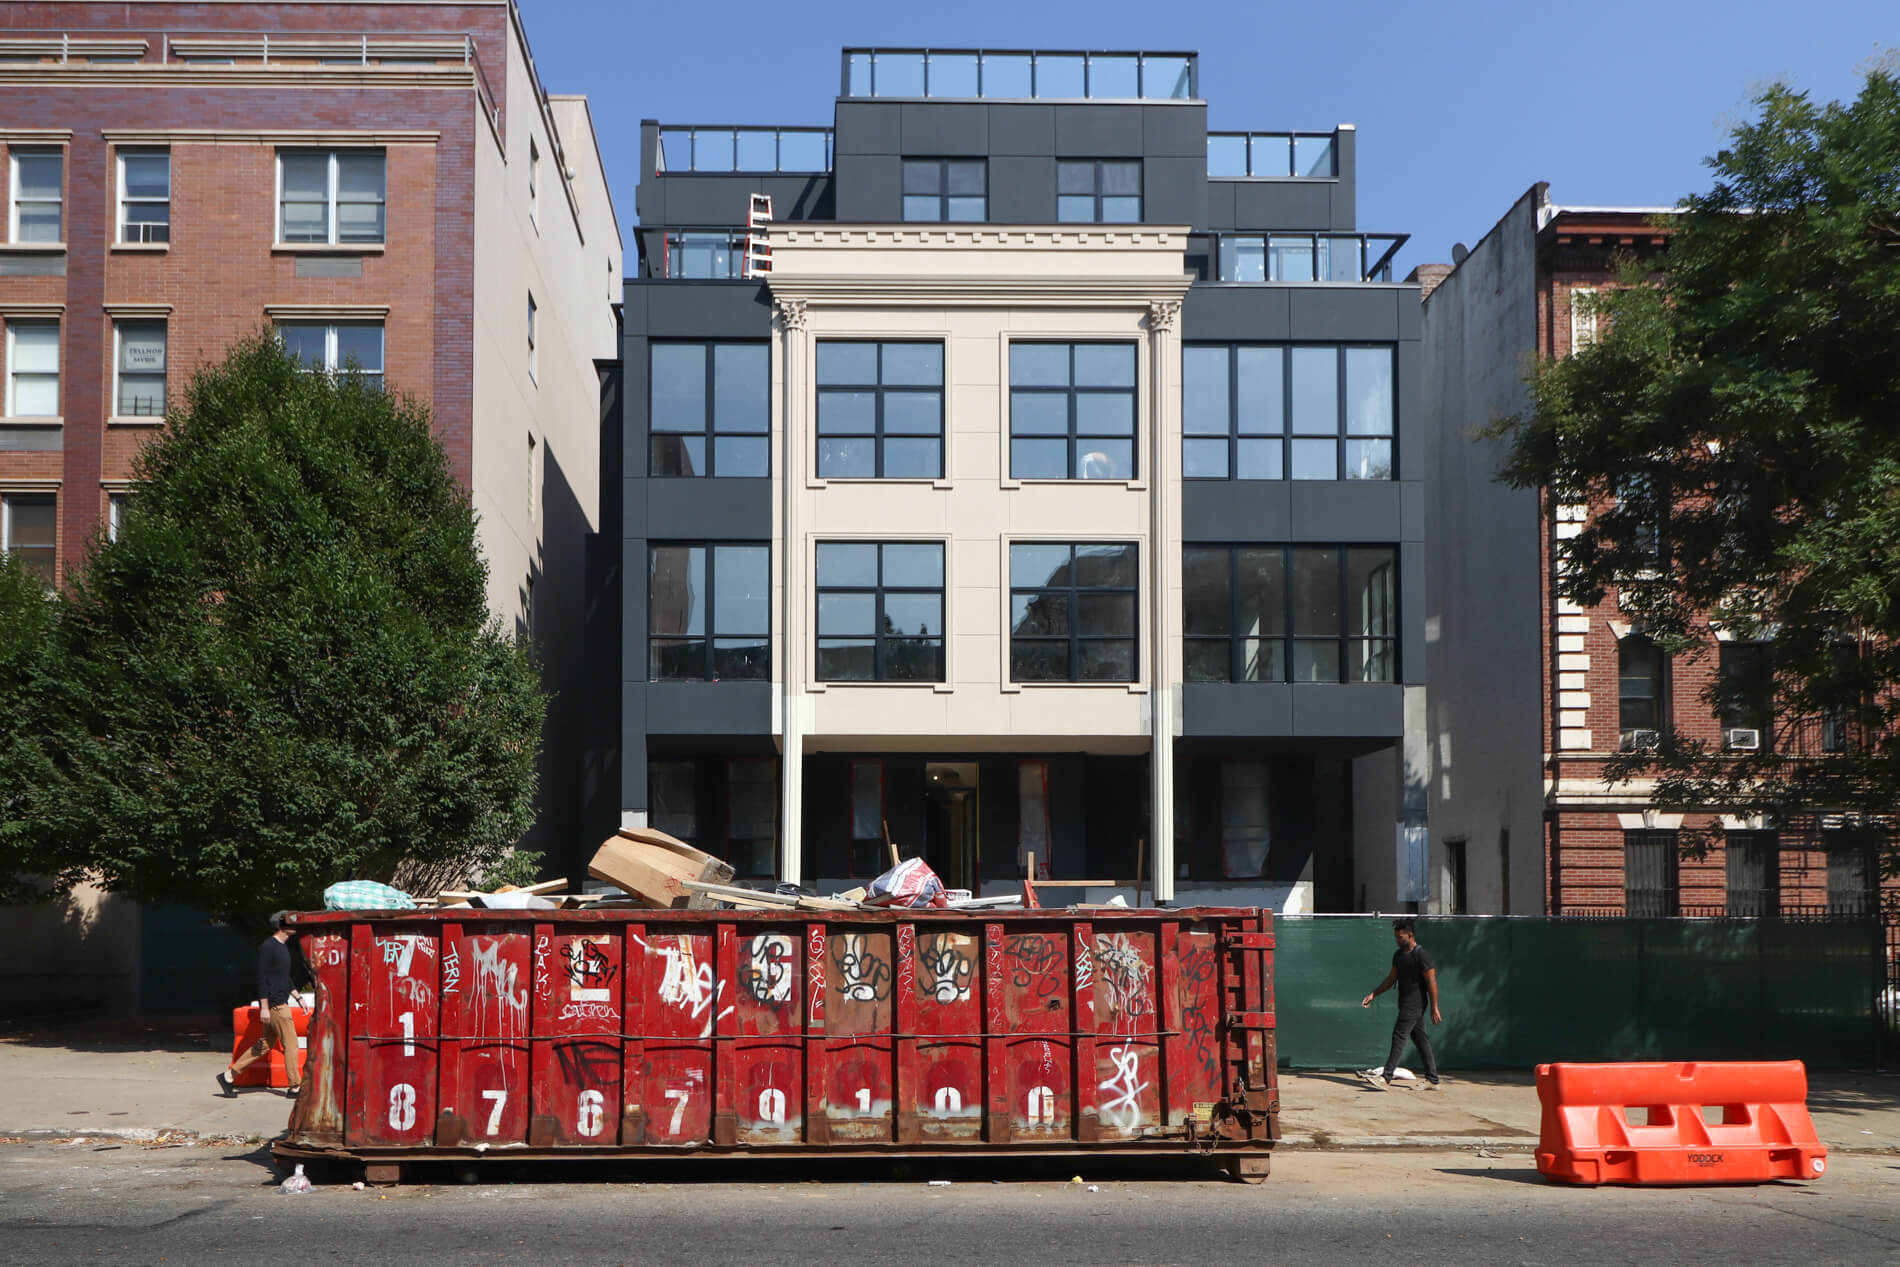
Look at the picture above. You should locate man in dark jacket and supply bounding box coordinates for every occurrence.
[1359,917,1442,1089]
[217,911,302,1097]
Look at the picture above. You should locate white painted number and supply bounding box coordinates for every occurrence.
[481,1089,508,1136]
[758,1087,787,1124]
[933,1086,962,1113]
[665,1087,690,1135]
[1027,1085,1055,1124]
[387,1083,416,1132]
[854,1087,872,1113]
[397,1011,415,1057]
[576,1090,605,1138]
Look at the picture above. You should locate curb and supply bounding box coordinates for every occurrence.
[3,1127,268,1145]
[1279,1134,1536,1151]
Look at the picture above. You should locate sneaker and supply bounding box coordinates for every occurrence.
[1359,1070,1391,1090]
[284,1086,303,1097]
[215,1072,237,1099]
[1421,1080,1443,1091]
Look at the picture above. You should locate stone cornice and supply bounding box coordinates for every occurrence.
[764,275,1196,307]
[103,128,438,147]
[767,224,1192,251]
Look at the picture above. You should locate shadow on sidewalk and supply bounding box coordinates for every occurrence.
[0,1015,227,1056]
[1434,1166,1545,1185]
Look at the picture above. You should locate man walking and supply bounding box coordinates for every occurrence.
[217,911,303,1097]
[1359,917,1442,1089]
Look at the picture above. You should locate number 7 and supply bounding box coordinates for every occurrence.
[665,1087,690,1135]
[481,1089,507,1136]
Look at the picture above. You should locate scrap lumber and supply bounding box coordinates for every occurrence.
[683,881,865,912]
[590,828,736,909]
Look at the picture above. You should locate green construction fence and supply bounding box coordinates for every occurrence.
[1273,916,1886,1070]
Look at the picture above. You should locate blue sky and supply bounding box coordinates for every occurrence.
[520,0,1890,277]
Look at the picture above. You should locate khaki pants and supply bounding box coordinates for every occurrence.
[231,1004,301,1087]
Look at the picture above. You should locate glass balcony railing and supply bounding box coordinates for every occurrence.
[842,49,1196,100]
[1207,132,1336,179]
[1214,234,1407,283]
[656,127,834,174]
[659,230,748,279]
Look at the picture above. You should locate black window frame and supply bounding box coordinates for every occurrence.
[1824,833,1878,917]
[814,541,946,683]
[646,542,771,682]
[1617,634,1667,748]
[663,229,748,279]
[1718,640,1774,751]
[1624,829,1680,917]
[1056,158,1142,223]
[1724,830,1780,918]
[901,158,987,222]
[1182,343,1395,483]
[1008,541,1139,683]
[1008,341,1139,480]
[647,340,769,478]
[1182,544,1398,685]
[815,340,945,480]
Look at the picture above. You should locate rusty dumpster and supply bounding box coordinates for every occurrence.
[275,906,1277,1182]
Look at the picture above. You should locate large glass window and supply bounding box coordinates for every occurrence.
[1,492,55,586]
[1056,159,1140,223]
[816,341,943,479]
[1719,641,1772,750]
[117,149,169,244]
[649,342,768,477]
[1725,831,1779,918]
[1009,542,1138,682]
[1183,545,1396,684]
[1624,830,1680,917]
[1183,345,1392,481]
[664,231,746,279]
[815,542,945,682]
[278,321,384,391]
[726,759,778,877]
[647,543,769,681]
[902,159,986,222]
[114,321,166,418]
[1009,342,1136,480]
[1618,635,1665,749]
[5,320,59,417]
[10,149,61,243]
[648,761,698,840]
[278,150,385,245]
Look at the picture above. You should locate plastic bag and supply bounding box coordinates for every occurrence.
[323,880,416,911]
[866,858,947,909]
[279,1163,312,1195]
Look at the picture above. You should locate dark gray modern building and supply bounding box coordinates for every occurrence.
[596,49,1425,911]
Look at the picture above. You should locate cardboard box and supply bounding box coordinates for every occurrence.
[588,829,736,909]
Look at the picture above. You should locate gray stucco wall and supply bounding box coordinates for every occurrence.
[1419,186,1546,915]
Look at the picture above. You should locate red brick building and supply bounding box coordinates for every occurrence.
[0,1,621,1015]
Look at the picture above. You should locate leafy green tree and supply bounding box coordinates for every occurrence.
[1496,70,1900,863]
[21,334,542,931]
[0,550,61,903]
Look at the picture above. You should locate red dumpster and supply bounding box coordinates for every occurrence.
[276,907,1278,1182]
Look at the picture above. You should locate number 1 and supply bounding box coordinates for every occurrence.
[398,1011,414,1057]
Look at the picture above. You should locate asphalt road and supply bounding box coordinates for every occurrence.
[1,1142,1896,1265]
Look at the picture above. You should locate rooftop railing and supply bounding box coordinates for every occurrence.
[1208,132,1338,179]
[656,127,834,174]
[1213,233,1408,283]
[842,48,1197,100]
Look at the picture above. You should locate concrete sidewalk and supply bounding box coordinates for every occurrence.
[3,1018,1898,1152]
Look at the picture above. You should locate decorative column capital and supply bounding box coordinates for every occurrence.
[773,298,809,332]
[1147,298,1181,333]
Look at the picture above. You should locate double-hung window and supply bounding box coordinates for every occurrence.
[114,321,167,418]
[117,149,169,244]
[816,341,943,479]
[10,148,61,243]
[526,293,537,382]
[815,542,945,682]
[1009,542,1138,682]
[1618,635,1666,749]
[278,150,386,245]
[5,320,59,416]
[1183,545,1397,684]
[1057,159,1140,222]
[1824,833,1877,916]
[1725,831,1779,918]
[279,321,384,391]
[1719,641,1772,751]
[648,342,768,477]
[1,492,55,586]
[1009,342,1136,479]
[647,543,769,681]
[1624,830,1680,917]
[1183,345,1392,480]
[902,159,985,221]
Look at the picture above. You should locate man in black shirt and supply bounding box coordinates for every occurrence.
[217,911,302,1097]
[1359,917,1441,1089]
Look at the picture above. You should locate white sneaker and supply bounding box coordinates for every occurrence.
[1359,1070,1391,1090]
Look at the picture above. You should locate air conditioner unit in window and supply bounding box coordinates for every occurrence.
[1725,728,1761,751]
[1623,729,1661,751]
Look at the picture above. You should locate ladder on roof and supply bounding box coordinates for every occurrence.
[743,193,773,278]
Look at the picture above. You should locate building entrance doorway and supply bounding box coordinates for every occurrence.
[925,762,980,892]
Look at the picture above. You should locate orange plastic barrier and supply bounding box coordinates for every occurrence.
[1536,1061,1827,1185]
[229,1003,312,1088]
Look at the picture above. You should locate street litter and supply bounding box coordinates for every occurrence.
[1087,1185,1100,1193]
[323,880,416,911]
[866,857,947,908]
[352,1181,366,1191]
[927,1179,952,1186]
[279,1164,313,1194]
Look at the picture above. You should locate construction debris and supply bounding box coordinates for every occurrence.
[589,828,737,909]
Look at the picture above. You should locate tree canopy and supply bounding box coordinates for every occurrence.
[3,334,543,930]
[1497,69,1900,858]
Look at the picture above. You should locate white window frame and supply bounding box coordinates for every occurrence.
[5,320,60,418]
[275,149,386,246]
[528,135,540,229]
[527,292,538,382]
[107,491,127,541]
[1570,287,1598,353]
[276,320,385,389]
[112,320,167,420]
[9,147,63,244]
[116,148,170,245]
[2,491,57,582]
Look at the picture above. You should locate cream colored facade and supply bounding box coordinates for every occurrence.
[765,226,1193,897]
